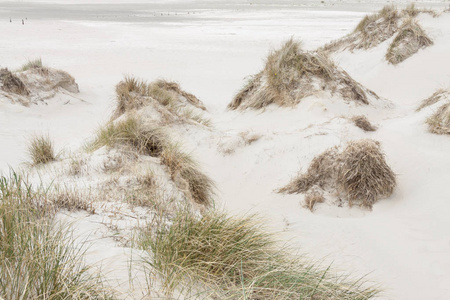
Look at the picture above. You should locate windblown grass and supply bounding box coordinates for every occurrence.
[229,39,371,110]
[139,211,378,299]
[351,115,377,131]
[386,18,433,64]
[0,172,113,299]
[426,102,450,135]
[280,140,396,209]
[28,134,56,165]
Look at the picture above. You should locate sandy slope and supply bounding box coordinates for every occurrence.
[1,1,450,299]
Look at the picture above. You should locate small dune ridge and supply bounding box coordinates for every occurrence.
[280,139,396,210]
[417,88,450,135]
[321,5,435,64]
[229,39,379,110]
[0,58,79,105]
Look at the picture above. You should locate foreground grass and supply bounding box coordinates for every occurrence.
[138,211,378,299]
[0,173,114,299]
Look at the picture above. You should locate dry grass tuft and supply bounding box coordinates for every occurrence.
[161,144,215,206]
[280,139,396,209]
[229,39,371,110]
[426,102,450,135]
[386,18,433,64]
[48,188,95,213]
[304,190,325,212]
[351,115,377,131]
[28,134,56,166]
[139,211,378,298]
[0,68,30,96]
[416,88,449,111]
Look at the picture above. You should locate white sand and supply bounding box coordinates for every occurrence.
[1,1,449,299]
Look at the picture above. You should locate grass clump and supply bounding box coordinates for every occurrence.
[351,115,377,131]
[0,173,113,299]
[89,116,167,157]
[28,134,56,165]
[229,39,371,110]
[140,211,378,299]
[386,18,433,64]
[19,58,43,72]
[426,102,450,135]
[0,68,30,96]
[417,89,449,111]
[280,139,396,209]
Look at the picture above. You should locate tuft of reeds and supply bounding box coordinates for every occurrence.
[280,139,396,209]
[0,172,114,299]
[139,211,378,299]
[28,134,56,165]
[0,68,30,96]
[426,102,450,135]
[229,39,371,110]
[386,18,433,64]
[351,115,377,131]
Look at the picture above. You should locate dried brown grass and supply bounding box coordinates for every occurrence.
[229,39,371,110]
[304,190,325,212]
[351,115,377,131]
[426,102,450,135]
[416,88,449,111]
[386,18,433,64]
[0,68,29,96]
[280,140,396,209]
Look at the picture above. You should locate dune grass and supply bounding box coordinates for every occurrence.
[89,115,215,206]
[416,89,448,111]
[138,211,378,299]
[28,134,56,165]
[0,172,113,299]
[351,115,377,132]
[19,58,43,72]
[426,102,450,135]
[229,39,370,110]
[0,68,30,96]
[280,140,396,209]
[386,17,433,65]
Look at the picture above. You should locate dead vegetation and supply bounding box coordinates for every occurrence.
[426,102,450,135]
[113,76,208,126]
[304,190,325,212]
[386,18,433,64]
[351,115,377,131]
[0,68,30,96]
[280,139,396,209]
[417,88,449,111]
[229,39,376,110]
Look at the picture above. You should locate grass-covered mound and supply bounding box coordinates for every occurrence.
[138,210,379,299]
[229,39,378,110]
[321,5,435,64]
[280,139,396,210]
[417,88,449,111]
[427,102,450,135]
[0,59,79,105]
